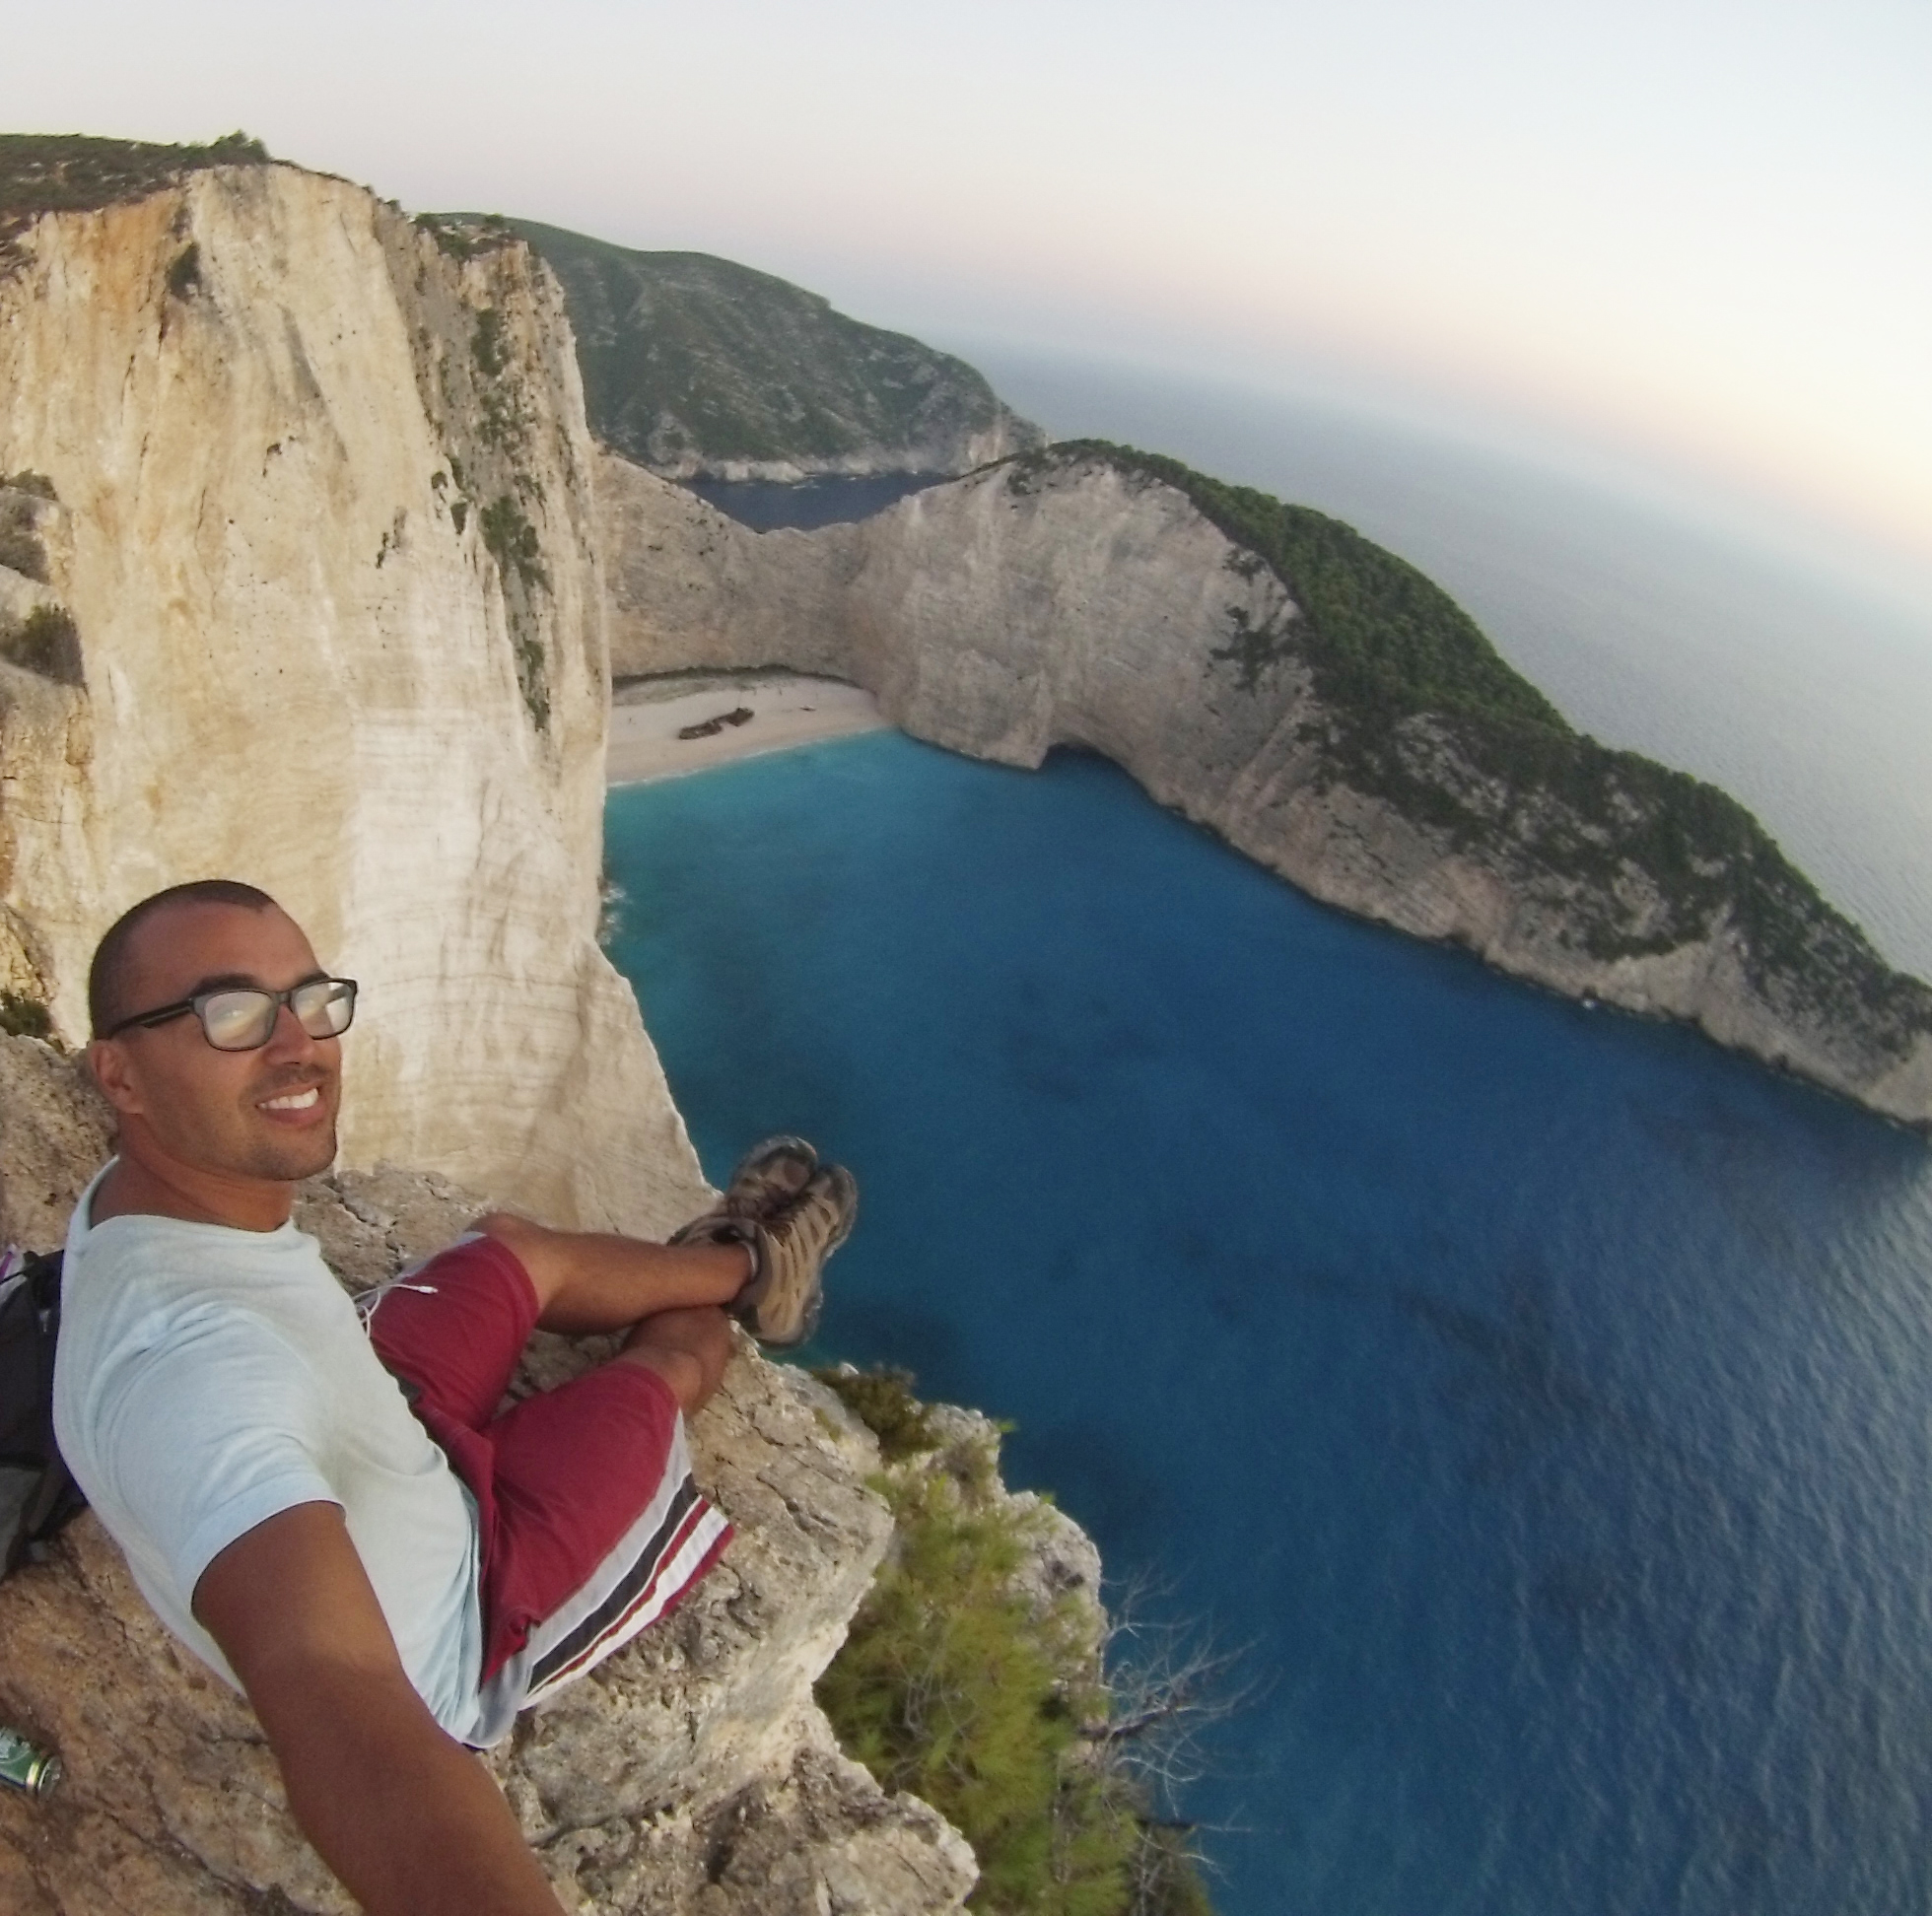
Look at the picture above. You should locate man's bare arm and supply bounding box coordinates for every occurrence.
[193,1502,564,1916]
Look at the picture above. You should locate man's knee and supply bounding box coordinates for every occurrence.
[619,1305,734,1410]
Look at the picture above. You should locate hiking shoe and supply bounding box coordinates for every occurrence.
[722,1134,818,1220]
[669,1135,819,1249]
[735,1163,858,1348]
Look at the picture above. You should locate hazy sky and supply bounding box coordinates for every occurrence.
[16,0,1931,592]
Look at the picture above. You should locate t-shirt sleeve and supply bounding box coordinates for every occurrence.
[91,1312,341,1605]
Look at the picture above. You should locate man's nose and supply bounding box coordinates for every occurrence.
[260,998,322,1059]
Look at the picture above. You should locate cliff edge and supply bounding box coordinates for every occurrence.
[597,444,1932,1129]
[0,140,702,1233]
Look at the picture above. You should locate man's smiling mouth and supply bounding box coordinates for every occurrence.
[259,1087,321,1112]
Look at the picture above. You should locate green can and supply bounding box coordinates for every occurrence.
[0,1725,61,1801]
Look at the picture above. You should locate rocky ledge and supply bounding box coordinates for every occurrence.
[0,1034,977,1915]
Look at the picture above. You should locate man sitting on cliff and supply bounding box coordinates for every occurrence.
[52,878,855,1916]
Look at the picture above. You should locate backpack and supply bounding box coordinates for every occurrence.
[0,1247,86,1577]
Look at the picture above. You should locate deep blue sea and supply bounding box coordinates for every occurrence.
[607,735,1932,1916]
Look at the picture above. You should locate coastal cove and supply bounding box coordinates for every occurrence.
[607,733,1932,1916]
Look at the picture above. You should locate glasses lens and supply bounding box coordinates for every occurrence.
[200,990,279,1051]
[292,979,356,1039]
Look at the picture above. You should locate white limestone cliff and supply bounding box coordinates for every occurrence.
[0,163,703,1236]
[597,448,1932,1129]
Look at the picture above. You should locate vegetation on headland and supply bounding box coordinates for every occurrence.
[1008,443,1932,1040]
[0,133,269,264]
[483,217,1041,476]
[412,210,520,264]
[814,1366,1217,1916]
[1015,442,1564,733]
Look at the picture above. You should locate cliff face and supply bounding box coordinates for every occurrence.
[598,448,1932,1129]
[491,220,1044,483]
[0,161,704,1234]
[0,1035,975,1916]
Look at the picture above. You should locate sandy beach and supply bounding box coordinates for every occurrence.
[606,671,889,786]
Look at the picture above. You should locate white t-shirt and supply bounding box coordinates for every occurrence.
[51,1165,486,1742]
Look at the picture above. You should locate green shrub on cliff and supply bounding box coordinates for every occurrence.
[814,1363,942,1460]
[815,1367,1218,1916]
[0,991,51,1040]
[821,1466,1130,1915]
[479,495,547,592]
[166,242,201,300]
[3,603,83,684]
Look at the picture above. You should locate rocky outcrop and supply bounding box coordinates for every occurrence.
[0,159,704,1235]
[597,447,1932,1129]
[494,221,1043,484]
[0,1034,976,1916]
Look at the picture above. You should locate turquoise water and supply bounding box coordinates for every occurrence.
[607,734,1932,1914]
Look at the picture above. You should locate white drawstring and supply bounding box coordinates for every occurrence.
[355,1276,439,1332]
[352,1232,488,1333]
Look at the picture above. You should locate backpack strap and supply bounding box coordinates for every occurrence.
[15,1252,83,1560]
[25,1249,61,1318]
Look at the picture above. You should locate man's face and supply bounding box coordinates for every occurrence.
[91,901,344,1187]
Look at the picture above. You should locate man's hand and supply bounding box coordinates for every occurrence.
[193,1502,565,1916]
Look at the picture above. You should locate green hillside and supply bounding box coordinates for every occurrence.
[472,217,1042,476]
[1039,441,1568,731]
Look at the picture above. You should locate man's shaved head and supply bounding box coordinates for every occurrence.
[89,880,281,1037]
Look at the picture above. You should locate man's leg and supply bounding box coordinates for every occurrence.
[615,1304,735,1415]
[474,1212,751,1335]
[477,1149,855,1355]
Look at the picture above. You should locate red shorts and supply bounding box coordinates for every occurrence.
[367,1235,732,1744]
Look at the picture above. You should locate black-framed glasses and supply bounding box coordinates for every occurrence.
[104,978,359,1052]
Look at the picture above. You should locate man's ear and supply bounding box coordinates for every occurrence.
[87,1037,145,1118]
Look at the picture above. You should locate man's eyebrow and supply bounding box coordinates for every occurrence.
[177,968,329,997]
